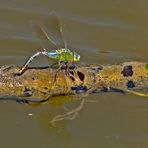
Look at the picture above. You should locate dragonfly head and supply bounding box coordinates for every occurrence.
[73,52,80,62]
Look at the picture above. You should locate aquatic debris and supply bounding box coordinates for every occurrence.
[146,64,148,70]
[0,61,148,125]
[71,85,88,93]
[0,61,147,104]
[121,65,133,77]
[77,71,85,81]
[126,80,135,88]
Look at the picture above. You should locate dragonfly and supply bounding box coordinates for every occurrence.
[16,12,81,77]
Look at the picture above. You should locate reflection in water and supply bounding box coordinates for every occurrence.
[35,96,75,144]
[32,95,93,144]
[37,109,71,144]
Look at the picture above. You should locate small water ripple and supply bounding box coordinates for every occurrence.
[69,15,138,30]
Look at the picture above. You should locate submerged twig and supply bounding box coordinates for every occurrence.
[0,61,147,104]
[0,61,147,125]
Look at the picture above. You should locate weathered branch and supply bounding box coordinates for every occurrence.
[0,61,147,103]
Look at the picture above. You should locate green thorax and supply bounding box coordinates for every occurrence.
[57,48,73,61]
[48,48,80,62]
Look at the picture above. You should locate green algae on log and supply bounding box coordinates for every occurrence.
[0,61,147,103]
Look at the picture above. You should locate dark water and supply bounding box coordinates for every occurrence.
[0,0,148,147]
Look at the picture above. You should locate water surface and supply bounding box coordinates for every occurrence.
[0,0,148,147]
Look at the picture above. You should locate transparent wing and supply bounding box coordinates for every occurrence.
[46,11,67,49]
[31,21,58,51]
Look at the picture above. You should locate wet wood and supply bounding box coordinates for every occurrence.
[0,61,147,103]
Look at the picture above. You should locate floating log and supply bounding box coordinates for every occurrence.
[0,61,147,103]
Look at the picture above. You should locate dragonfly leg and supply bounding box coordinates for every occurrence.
[16,51,49,75]
[52,62,79,86]
[52,61,65,84]
[67,64,79,81]
[60,62,79,81]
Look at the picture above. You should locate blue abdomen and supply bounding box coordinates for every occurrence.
[48,50,59,60]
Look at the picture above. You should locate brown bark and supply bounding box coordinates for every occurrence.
[0,61,147,103]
